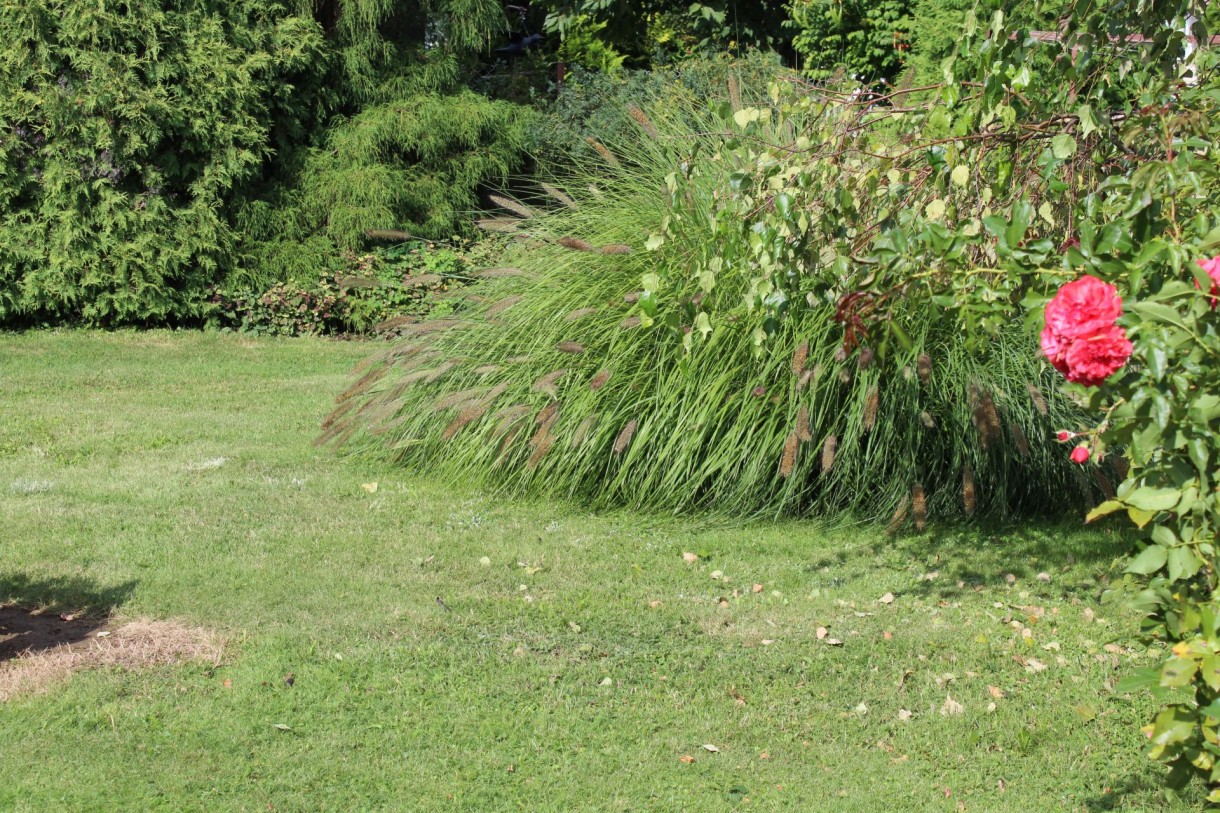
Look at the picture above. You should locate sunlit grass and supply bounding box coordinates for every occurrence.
[0,330,1197,811]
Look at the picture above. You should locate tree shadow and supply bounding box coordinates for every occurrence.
[1078,774,1203,811]
[805,517,1138,601]
[0,573,138,661]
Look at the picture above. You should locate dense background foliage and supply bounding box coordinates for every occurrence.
[0,0,531,326]
[0,0,1033,328]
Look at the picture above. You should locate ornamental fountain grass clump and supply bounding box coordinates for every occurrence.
[322,97,1104,526]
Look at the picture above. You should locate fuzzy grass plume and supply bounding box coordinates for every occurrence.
[324,100,1102,524]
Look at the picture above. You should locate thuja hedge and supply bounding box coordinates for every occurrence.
[0,0,532,326]
[0,1,322,324]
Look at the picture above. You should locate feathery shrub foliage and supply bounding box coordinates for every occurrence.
[0,0,534,325]
[325,96,1098,523]
[0,0,324,325]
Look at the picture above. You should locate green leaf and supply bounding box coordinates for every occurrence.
[1168,547,1204,582]
[1129,301,1189,330]
[1115,666,1161,694]
[1051,134,1077,160]
[1200,654,1220,692]
[1200,698,1220,721]
[950,165,969,187]
[1151,526,1177,546]
[1073,704,1098,723]
[1086,500,1123,522]
[1076,104,1097,138]
[1125,487,1180,512]
[1128,507,1156,528]
[1125,544,1168,575]
[1156,654,1195,683]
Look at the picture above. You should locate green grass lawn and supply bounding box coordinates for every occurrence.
[0,330,1200,811]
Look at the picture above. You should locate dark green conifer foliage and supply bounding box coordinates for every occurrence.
[0,0,534,324]
[0,1,325,324]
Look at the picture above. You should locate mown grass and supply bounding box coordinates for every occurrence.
[0,330,1202,811]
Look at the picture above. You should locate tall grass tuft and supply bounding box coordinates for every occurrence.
[324,98,1104,525]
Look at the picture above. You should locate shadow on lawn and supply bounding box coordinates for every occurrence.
[0,573,137,661]
[1079,775,1197,811]
[808,518,1137,601]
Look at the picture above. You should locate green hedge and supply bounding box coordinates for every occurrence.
[0,0,324,325]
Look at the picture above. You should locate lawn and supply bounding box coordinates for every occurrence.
[0,330,1201,811]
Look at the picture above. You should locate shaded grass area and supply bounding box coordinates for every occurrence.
[0,330,1198,811]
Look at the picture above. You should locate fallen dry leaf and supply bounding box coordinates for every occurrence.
[1025,658,1048,673]
[682,552,699,564]
[941,694,964,716]
[679,755,696,764]
[988,685,1004,699]
[878,592,895,605]
[361,482,378,493]
[753,584,764,594]
[761,639,775,646]
[882,630,893,641]
[759,752,769,760]
[648,600,663,609]
[1036,572,1051,583]
[702,744,720,753]
[718,597,730,608]
[1103,643,1125,655]
[816,626,829,640]
[824,638,843,646]
[710,570,724,580]
[897,709,913,722]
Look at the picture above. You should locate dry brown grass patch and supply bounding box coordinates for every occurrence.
[1,618,222,702]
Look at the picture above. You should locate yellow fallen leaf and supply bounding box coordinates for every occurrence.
[679,755,696,764]
[682,552,699,564]
[361,482,378,493]
[878,592,895,604]
[941,694,964,716]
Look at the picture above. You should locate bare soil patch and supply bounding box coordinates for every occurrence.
[1,606,222,700]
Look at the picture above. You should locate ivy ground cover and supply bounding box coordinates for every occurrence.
[0,331,1203,810]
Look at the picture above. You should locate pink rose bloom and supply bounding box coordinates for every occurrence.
[1040,324,1072,375]
[1196,256,1220,307]
[1043,275,1123,343]
[1070,445,1090,464]
[1063,324,1133,387]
